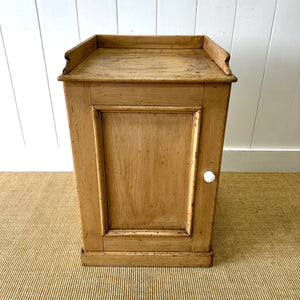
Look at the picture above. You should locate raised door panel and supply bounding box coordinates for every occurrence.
[103,111,191,230]
[92,105,201,251]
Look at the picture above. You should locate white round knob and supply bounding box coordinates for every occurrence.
[204,171,216,183]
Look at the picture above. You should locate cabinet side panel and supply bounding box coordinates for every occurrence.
[192,83,231,251]
[63,82,102,251]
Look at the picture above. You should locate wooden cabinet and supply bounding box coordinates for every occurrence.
[58,35,237,267]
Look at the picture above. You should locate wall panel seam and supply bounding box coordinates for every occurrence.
[34,0,59,148]
[75,0,81,41]
[0,25,25,146]
[250,0,279,148]
[155,0,158,35]
[229,0,239,53]
[116,0,119,35]
[194,0,199,35]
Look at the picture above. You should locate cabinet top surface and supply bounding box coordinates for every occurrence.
[58,35,237,83]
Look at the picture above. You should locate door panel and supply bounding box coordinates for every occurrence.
[103,111,192,230]
[92,105,201,250]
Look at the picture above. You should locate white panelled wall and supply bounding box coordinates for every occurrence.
[0,0,299,171]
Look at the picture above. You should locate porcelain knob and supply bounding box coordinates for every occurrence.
[204,171,216,183]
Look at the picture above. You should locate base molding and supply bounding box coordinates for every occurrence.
[221,149,300,172]
[81,249,213,267]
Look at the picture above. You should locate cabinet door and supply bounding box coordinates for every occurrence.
[64,82,231,256]
[92,105,201,252]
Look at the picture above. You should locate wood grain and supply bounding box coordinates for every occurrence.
[59,47,237,83]
[62,35,98,75]
[91,108,108,235]
[81,250,213,267]
[60,36,236,266]
[101,111,193,230]
[103,235,191,252]
[98,35,203,48]
[90,83,204,107]
[93,105,201,113]
[186,110,201,235]
[63,81,102,251]
[203,36,232,75]
[105,229,188,237]
[191,83,232,252]
[93,105,201,237]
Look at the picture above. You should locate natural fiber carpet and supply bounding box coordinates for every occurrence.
[0,172,299,299]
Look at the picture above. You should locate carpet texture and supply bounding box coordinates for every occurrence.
[0,172,299,299]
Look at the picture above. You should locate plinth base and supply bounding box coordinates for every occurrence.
[81,249,213,267]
